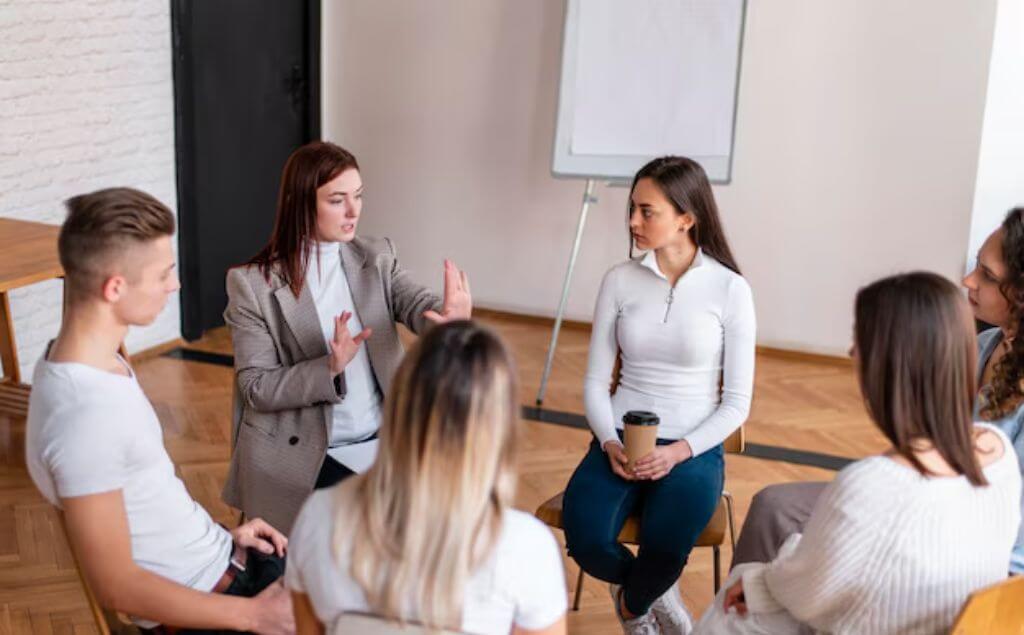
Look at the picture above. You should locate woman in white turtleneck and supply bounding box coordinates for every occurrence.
[222,141,472,534]
[562,156,756,635]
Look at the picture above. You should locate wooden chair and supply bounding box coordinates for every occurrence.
[951,575,1024,634]
[535,426,742,611]
[332,612,466,635]
[58,514,142,635]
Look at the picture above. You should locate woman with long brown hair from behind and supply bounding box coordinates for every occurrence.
[732,208,1024,575]
[695,272,1021,634]
[284,321,568,635]
[222,141,472,534]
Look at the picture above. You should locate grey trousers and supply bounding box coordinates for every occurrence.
[730,481,828,568]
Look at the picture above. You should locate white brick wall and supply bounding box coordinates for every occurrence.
[0,0,181,380]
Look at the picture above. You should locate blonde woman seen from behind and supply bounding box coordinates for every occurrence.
[285,321,568,635]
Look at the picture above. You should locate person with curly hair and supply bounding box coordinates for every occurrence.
[963,206,1024,573]
[729,207,1024,576]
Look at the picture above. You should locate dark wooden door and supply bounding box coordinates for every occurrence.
[172,0,320,340]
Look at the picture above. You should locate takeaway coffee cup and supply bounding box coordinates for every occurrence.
[623,410,659,471]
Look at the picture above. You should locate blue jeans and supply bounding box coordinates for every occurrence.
[563,436,724,616]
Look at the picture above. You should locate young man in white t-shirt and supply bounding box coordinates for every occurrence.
[25,188,293,634]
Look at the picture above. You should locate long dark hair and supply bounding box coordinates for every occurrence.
[247,141,359,297]
[628,156,741,274]
[980,208,1024,420]
[855,272,986,486]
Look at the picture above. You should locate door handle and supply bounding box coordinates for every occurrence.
[286,64,306,108]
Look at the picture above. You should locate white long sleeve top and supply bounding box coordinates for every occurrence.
[732,424,1022,635]
[583,249,756,456]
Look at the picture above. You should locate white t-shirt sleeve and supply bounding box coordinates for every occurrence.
[510,515,568,630]
[45,403,132,499]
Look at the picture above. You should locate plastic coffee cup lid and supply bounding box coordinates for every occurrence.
[623,410,659,426]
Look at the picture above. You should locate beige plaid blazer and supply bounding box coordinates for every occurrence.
[221,236,440,534]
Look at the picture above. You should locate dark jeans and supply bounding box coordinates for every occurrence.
[562,436,724,616]
[314,455,356,489]
[144,549,286,634]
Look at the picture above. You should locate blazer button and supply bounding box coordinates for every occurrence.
[288,436,299,446]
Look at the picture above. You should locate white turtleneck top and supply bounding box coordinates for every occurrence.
[306,241,382,453]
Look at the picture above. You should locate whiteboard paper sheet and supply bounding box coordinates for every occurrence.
[570,0,743,158]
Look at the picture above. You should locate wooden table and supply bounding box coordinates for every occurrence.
[0,218,64,416]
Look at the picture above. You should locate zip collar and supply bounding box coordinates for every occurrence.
[639,247,705,282]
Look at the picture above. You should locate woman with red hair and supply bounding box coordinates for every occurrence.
[222,141,471,534]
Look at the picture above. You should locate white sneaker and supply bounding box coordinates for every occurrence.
[650,583,693,635]
[609,583,662,635]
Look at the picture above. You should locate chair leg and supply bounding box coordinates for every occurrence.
[573,567,585,611]
[723,490,737,550]
[713,545,721,593]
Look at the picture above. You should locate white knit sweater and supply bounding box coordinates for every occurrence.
[697,424,1021,634]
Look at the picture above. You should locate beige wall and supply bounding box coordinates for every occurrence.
[323,0,997,356]
[968,0,1024,265]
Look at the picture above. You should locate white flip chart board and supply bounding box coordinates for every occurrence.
[552,0,746,183]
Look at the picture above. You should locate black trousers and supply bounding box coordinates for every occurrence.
[314,455,356,489]
[143,549,286,634]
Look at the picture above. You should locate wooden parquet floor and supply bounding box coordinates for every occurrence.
[0,314,886,634]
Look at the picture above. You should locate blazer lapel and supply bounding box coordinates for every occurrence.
[341,242,393,395]
[273,281,328,361]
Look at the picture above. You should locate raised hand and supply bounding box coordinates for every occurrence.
[329,311,372,375]
[423,259,472,324]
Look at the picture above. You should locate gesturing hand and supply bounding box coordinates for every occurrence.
[230,517,288,557]
[423,259,472,324]
[329,311,372,376]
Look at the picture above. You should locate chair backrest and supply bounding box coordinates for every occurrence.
[723,425,744,455]
[77,565,113,635]
[951,576,1024,634]
[58,513,141,635]
[332,612,466,635]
